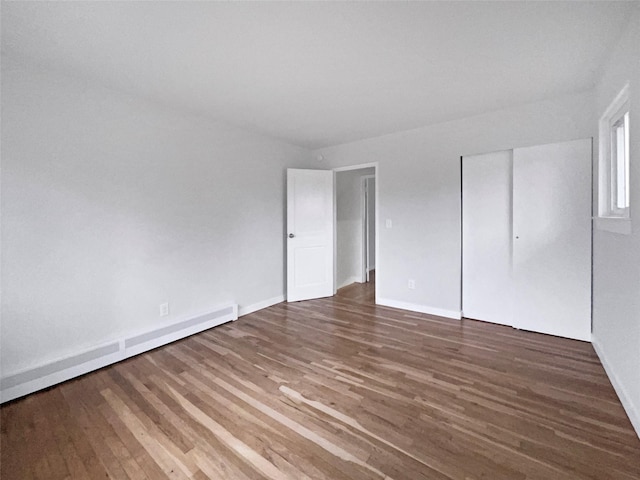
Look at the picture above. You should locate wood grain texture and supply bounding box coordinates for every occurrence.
[2,279,640,479]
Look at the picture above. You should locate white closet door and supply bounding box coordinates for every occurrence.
[512,139,592,341]
[462,151,513,326]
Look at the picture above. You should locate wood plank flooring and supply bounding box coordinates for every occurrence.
[2,279,640,479]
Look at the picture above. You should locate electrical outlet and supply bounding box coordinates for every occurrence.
[159,303,169,317]
[408,279,415,290]
[385,219,392,228]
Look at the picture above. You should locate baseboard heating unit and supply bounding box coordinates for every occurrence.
[0,304,238,403]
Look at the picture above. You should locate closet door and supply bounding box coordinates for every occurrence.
[512,139,592,341]
[462,151,513,326]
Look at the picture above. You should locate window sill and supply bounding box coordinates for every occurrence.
[594,216,632,235]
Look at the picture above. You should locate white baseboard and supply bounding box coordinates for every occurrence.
[337,276,361,289]
[592,335,640,439]
[0,304,238,404]
[239,295,285,317]
[376,297,462,320]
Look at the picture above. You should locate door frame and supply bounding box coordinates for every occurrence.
[362,175,376,283]
[333,163,379,301]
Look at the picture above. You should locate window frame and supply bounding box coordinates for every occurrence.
[597,85,631,234]
[610,108,630,216]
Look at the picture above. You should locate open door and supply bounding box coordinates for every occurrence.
[287,169,334,302]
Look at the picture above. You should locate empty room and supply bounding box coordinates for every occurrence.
[2,1,640,479]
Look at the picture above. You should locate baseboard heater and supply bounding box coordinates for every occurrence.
[0,304,238,404]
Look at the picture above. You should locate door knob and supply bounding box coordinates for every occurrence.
[288,233,295,238]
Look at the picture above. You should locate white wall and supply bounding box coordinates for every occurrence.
[592,5,640,436]
[0,57,312,376]
[335,167,374,288]
[315,92,595,318]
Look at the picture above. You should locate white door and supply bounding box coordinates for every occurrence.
[512,139,592,341]
[462,139,592,342]
[462,150,514,326]
[287,169,334,302]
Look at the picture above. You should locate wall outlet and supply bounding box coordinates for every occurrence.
[385,219,393,228]
[408,279,415,289]
[159,303,169,317]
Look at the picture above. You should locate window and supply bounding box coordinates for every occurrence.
[598,85,631,232]
[611,108,630,214]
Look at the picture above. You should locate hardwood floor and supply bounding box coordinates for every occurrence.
[2,279,640,479]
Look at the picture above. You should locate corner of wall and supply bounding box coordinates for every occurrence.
[591,335,640,437]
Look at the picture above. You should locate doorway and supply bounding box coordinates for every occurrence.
[285,163,378,304]
[334,164,377,299]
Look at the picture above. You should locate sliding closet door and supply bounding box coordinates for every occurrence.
[512,139,592,341]
[462,151,513,326]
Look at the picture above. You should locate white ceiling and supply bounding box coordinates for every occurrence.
[2,1,635,149]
